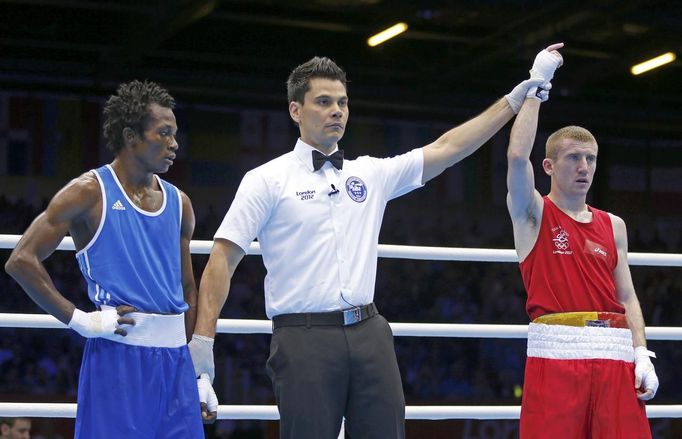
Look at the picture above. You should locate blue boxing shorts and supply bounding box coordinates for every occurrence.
[74,310,204,438]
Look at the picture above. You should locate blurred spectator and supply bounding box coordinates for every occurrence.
[2,197,682,437]
[0,417,31,439]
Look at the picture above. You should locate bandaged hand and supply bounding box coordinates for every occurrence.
[188,334,215,382]
[505,77,546,113]
[634,346,659,400]
[528,81,552,103]
[526,43,564,101]
[505,43,564,113]
[530,43,564,82]
[68,305,136,338]
[198,373,218,423]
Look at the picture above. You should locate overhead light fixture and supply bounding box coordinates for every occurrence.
[367,23,408,47]
[630,52,676,75]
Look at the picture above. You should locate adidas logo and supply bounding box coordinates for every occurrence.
[111,200,126,211]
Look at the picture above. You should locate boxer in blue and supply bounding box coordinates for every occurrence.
[5,80,217,437]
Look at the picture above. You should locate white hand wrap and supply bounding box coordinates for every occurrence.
[504,77,545,114]
[188,334,215,382]
[197,373,219,413]
[530,49,563,82]
[527,81,552,103]
[68,308,120,338]
[634,346,659,398]
[527,49,563,99]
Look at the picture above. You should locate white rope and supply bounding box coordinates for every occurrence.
[1,403,680,419]
[3,232,682,422]
[1,234,681,266]
[0,314,68,329]
[3,313,682,340]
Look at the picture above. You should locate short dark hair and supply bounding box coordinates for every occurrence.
[103,80,175,155]
[286,57,347,104]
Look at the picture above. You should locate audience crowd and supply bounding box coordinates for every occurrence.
[1,194,681,437]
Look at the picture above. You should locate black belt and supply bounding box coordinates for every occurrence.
[272,303,378,329]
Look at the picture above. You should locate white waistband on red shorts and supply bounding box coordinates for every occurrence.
[527,322,634,362]
[101,305,186,348]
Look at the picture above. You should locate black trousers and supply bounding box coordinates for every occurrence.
[266,313,405,439]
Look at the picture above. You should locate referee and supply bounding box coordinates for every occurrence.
[189,47,563,438]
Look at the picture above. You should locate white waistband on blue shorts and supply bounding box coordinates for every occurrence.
[527,322,634,362]
[101,305,186,348]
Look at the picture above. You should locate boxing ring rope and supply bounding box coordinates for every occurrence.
[1,402,681,420]
[3,313,682,340]
[2,233,682,421]
[2,235,682,266]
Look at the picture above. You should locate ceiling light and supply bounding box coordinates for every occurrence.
[630,52,676,75]
[367,23,408,47]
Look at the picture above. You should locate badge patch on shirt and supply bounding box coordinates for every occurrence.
[551,226,572,255]
[583,238,608,261]
[345,176,367,202]
[296,189,316,201]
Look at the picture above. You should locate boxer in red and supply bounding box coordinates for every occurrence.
[505,64,658,437]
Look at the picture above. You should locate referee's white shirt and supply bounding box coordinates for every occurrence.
[215,139,424,318]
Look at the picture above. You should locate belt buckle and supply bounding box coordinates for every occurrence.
[343,307,362,326]
[586,319,609,328]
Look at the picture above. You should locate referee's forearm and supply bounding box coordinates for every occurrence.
[194,257,231,337]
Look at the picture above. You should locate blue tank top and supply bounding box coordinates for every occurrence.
[75,165,187,313]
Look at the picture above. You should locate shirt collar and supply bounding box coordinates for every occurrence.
[293,138,340,172]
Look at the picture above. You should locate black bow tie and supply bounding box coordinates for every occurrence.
[312,149,344,171]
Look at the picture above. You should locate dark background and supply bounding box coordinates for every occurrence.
[1,1,681,437]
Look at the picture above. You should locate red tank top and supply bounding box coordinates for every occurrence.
[519,196,624,320]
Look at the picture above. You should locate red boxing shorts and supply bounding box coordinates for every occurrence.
[520,322,651,439]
